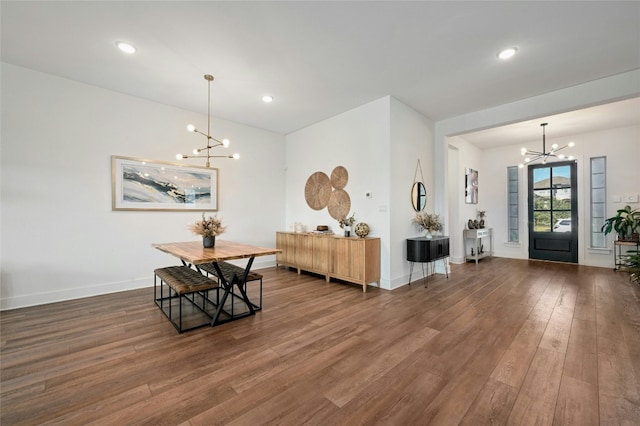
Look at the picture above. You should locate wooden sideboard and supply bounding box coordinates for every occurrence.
[276,232,380,292]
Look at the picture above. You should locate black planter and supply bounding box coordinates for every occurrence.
[203,235,215,248]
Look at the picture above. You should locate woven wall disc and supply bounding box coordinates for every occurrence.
[330,166,349,190]
[327,189,351,220]
[304,171,331,210]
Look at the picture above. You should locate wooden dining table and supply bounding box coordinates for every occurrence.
[153,240,280,326]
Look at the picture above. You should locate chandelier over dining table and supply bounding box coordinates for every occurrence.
[176,74,239,168]
[518,123,574,168]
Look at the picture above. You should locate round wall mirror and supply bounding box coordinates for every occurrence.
[411,181,426,211]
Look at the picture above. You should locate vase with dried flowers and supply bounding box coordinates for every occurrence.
[189,213,226,248]
[477,210,486,228]
[338,212,357,237]
[414,211,443,239]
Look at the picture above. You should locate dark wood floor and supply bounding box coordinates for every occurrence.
[2,258,639,425]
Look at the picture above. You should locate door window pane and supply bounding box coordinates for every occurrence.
[534,211,552,232]
[534,190,550,210]
[552,165,571,187]
[553,188,572,209]
[533,168,550,188]
[552,213,572,233]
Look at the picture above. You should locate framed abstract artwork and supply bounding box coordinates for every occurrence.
[111,156,218,211]
[465,168,478,204]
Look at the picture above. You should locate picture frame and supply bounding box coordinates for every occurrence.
[112,155,218,211]
[465,168,478,204]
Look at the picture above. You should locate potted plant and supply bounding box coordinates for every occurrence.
[189,213,226,247]
[414,211,443,239]
[601,205,640,242]
[338,212,357,236]
[620,250,640,284]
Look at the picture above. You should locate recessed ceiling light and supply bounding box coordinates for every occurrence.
[497,47,517,60]
[116,41,136,54]
[262,95,274,103]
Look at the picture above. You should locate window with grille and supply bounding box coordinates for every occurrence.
[507,166,519,243]
[590,157,606,248]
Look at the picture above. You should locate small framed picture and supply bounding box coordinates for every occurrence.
[112,156,218,211]
[465,168,478,204]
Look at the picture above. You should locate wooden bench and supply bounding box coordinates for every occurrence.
[154,265,219,333]
[197,261,264,311]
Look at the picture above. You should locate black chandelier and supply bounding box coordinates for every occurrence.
[518,123,574,168]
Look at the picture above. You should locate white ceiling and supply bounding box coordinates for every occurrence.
[2,1,639,139]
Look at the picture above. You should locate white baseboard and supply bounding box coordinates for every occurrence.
[1,259,281,311]
[0,277,152,311]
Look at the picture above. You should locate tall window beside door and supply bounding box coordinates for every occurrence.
[590,156,607,248]
[507,166,519,242]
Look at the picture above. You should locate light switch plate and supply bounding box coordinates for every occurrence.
[625,193,639,203]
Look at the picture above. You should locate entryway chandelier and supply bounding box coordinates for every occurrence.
[518,123,574,168]
[176,74,239,168]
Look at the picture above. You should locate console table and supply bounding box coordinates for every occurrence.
[406,236,450,288]
[463,228,493,263]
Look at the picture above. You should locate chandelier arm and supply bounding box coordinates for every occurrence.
[176,74,237,167]
[192,129,209,138]
[528,154,545,163]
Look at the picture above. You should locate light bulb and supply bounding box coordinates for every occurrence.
[520,147,527,155]
[116,41,136,54]
[551,143,558,150]
[186,124,196,132]
[568,141,575,147]
[262,95,273,103]
[176,154,184,160]
[232,153,240,160]
[497,47,517,60]
[524,157,531,163]
[518,163,524,169]
[568,155,574,160]
[558,154,565,159]
[223,138,230,148]
[192,148,199,155]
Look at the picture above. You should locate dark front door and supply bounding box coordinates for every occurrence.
[528,161,578,263]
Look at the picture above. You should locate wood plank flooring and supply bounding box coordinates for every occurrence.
[1,258,639,425]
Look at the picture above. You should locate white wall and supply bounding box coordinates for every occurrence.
[285,96,433,289]
[1,63,286,309]
[446,136,484,262]
[285,97,391,287]
[389,98,434,288]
